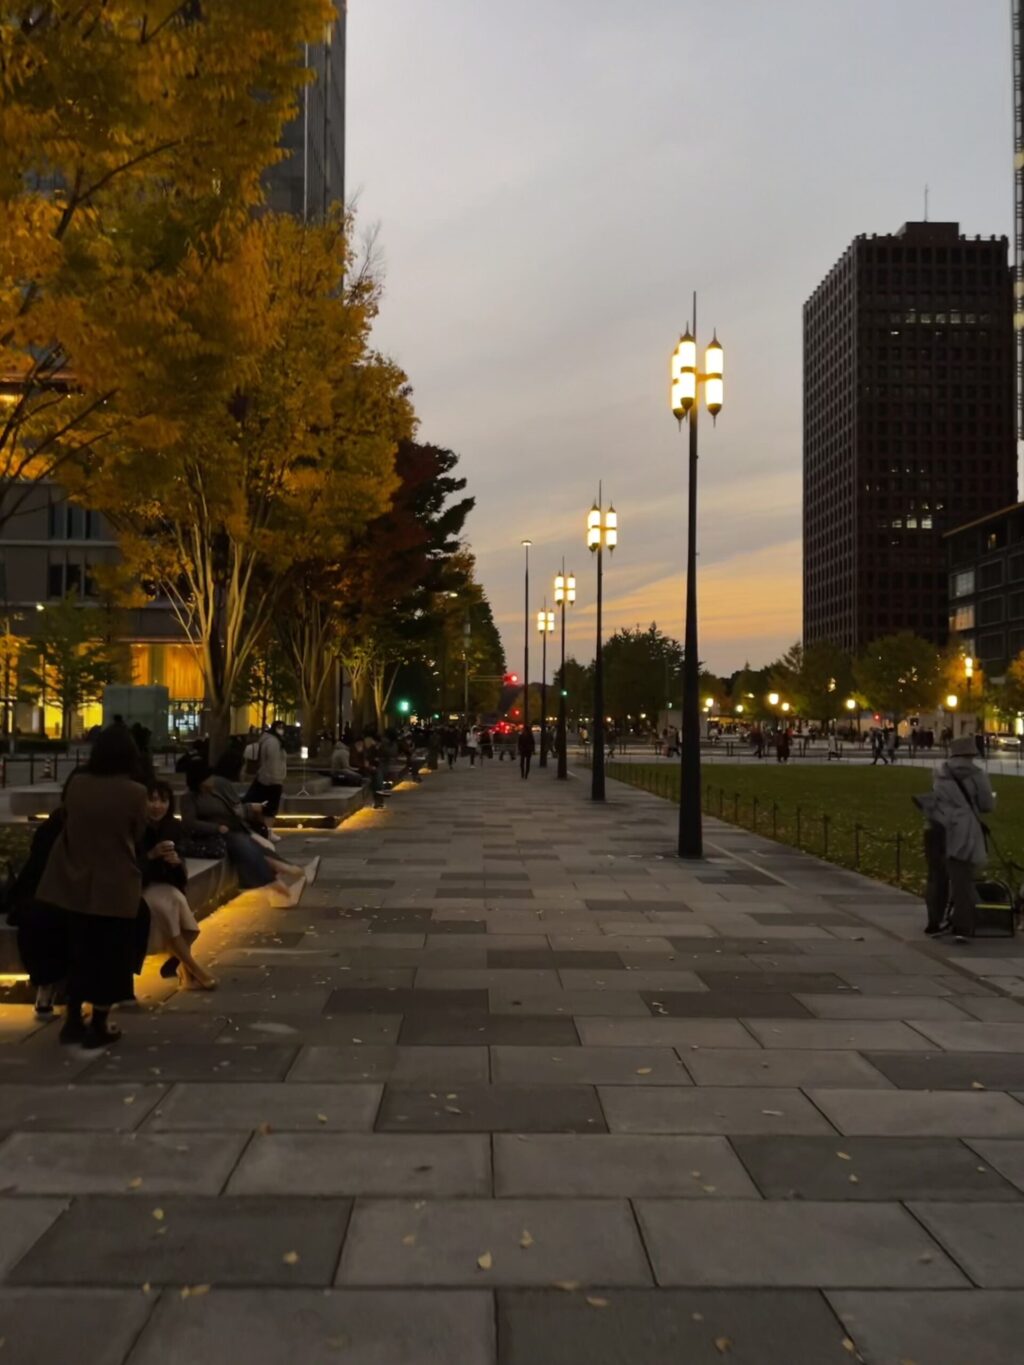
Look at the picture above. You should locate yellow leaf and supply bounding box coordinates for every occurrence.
[714,1338,733,1355]
[127,1177,143,1189]
[282,1251,300,1265]
[402,1234,416,1247]
[836,1151,852,1161]
[553,1280,580,1292]
[585,1296,609,1309]
[180,1284,211,1299]
[519,1230,534,1249]
[477,1252,493,1271]
[636,1068,653,1075]
[152,1209,165,1221]
[257,1122,273,1136]
[316,1114,328,1124]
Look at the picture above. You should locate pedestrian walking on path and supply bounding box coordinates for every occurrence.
[517,724,535,779]
[38,725,148,1048]
[243,720,288,827]
[914,734,995,943]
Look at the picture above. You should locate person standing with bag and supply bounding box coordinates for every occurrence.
[914,735,995,944]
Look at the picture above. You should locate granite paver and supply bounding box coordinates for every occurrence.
[6,760,1024,1360]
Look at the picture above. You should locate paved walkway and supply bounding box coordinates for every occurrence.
[3,761,1024,1362]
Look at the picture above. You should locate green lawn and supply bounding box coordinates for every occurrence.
[606,761,1024,895]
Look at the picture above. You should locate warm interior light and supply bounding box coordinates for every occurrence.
[735,704,744,714]
[781,702,791,713]
[768,692,780,706]
[946,694,959,709]
[965,656,975,678]
[845,698,857,711]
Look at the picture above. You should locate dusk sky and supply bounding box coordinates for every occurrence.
[348,0,1015,677]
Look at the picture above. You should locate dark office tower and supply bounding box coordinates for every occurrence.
[264,6,346,221]
[1014,0,1024,434]
[803,222,1017,651]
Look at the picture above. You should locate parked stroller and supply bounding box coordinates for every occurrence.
[938,830,1023,938]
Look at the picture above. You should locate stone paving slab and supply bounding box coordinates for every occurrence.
[336,1198,651,1286]
[829,1289,1024,1365]
[794,994,969,1019]
[635,1199,967,1287]
[0,1083,165,1130]
[806,1088,1024,1137]
[967,1139,1024,1193]
[286,1044,490,1085]
[490,1045,691,1086]
[905,1021,1024,1052]
[862,1050,1024,1090]
[0,1289,155,1365]
[732,1136,1022,1201]
[376,1083,606,1133]
[488,989,652,1017]
[575,1018,759,1048]
[0,1198,67,1276]
[908,1201,1024,1287]
[127,1288,495,1365]
[79,1043,299,1084]
[398,1011,580,1046]
[212,1014,403,1046]
[599,1086,837,1135]
[493,1133,759,1198]
[742,1019,933,1050]
[684,1048,892,1088]
[0,1132,248,1195]
[497,1288,862,1364]
[146,1082,383,1131]
[11,1195,352,1287]
[226,1133,491,1196]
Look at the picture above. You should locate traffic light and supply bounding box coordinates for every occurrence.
[504,672,519,686]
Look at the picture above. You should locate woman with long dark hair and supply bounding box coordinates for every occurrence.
[141,780,216,990]
[37,725,148,1047]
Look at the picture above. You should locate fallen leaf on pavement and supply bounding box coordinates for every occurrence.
[477,1252,493,1271]
[848,1174,859,1184]
[402,1234,416,1247]
[316,1113,328,1124]
[283,1251,300,1265]
[836,1151,852,1161]
[141,1284,151,1295]
[714,1338,733,1355]
[691,1312,704,1322]
[180,1285,211,1299]
[152,1209,165,1222]
[971,1081,986,1090]
[586,1297,609,1308]
[761,1109,783,1117]
[553,1280,580,1292]
[257,1122,272,1136]
[127,1177,143,1189]
[520,1230,534,1249]
[636,1068,653,1076]
[123,1096,135,1106]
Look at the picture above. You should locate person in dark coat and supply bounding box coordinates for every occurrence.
[517,725,536,779]
[37,726,148,1048]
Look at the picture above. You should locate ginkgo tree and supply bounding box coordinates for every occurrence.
[81,211,413,751]
[0,0,337,530]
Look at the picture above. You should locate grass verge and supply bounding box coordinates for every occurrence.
[606,761,1024,896]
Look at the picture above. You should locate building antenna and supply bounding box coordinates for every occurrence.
[924,184,929,222]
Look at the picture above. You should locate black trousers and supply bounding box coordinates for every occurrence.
[923,823,977,934]
[519,754,531,778]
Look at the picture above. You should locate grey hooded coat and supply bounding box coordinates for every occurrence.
[914,756,995,867]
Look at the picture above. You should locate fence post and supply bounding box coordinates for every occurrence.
[732,791,739,823]
[854,823,861,868]
[895,831,902,887]
[822,813,829,858]
[772,802,778,838]
[752,795,758,832]
[718,787,724,818]
[796,805,801,847]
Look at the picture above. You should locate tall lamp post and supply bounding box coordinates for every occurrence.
[537,605,554,767]
[521,540,532,735]
[670,296,724,859]
[554,562,576,780]
[587,488,618,802]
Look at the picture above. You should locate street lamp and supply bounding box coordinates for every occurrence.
[521,540,532,744]
[554,563,576,780]
[537,605,554,768]
[588,486,618,801]
[768,692,780,707]
[670,296,724,858]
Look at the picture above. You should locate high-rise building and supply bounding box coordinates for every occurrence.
[803,221,1017,651]
[1013,0,1024,435]
[264,7,346,221]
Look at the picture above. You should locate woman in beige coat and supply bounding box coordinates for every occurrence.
[38,725,148,1048]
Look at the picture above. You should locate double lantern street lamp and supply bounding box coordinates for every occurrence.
[554,564,576,780]
[670,296,724,859]
[521,540,532,736]
[537,605,555,768]
[587,490,618,802]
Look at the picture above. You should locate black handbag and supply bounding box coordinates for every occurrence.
[178,833,227,861]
